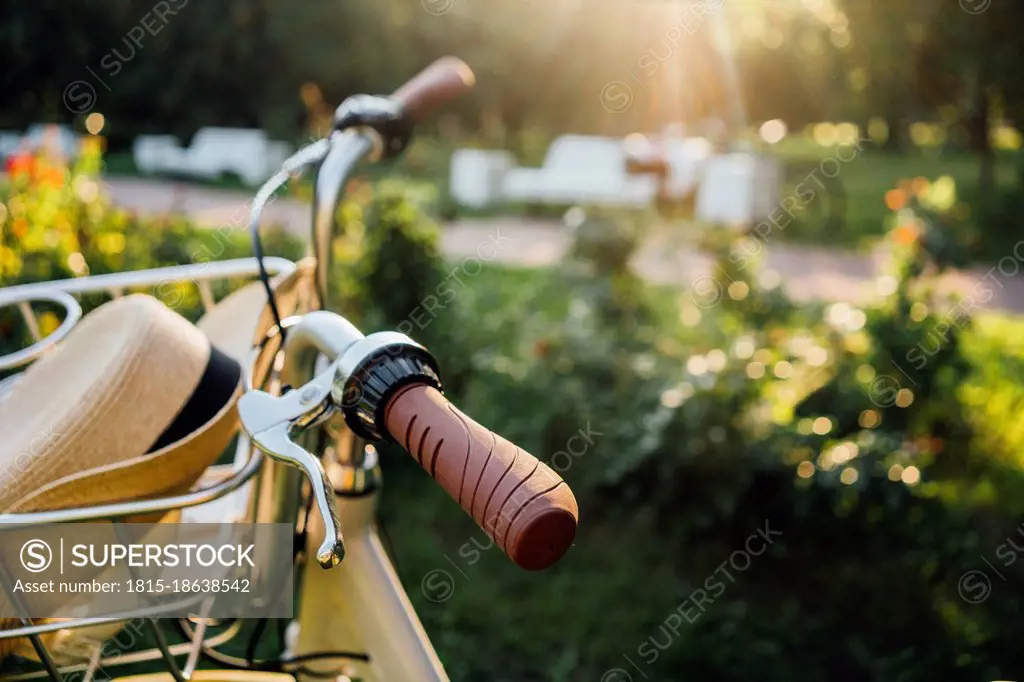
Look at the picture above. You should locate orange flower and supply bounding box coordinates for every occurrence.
[884,189,907,211]
[38,166,65,188]
[892,223,920,246]
[12,218,28,239]
[911,176,930,196]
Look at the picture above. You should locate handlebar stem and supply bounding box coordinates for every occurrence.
[311,131,376,309]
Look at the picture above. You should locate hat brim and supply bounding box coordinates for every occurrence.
[7,380,241,513]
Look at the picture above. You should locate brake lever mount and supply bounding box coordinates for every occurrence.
[238,364,346,569]
[237,320,442,570]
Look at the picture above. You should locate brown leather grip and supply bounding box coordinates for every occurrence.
[383,383,578,570]
[391,56,475,123]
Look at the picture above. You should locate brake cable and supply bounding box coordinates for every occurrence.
[248,137,332,344]
[247,93,410,343]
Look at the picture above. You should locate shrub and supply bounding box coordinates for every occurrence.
[387,199,1024,681]
[0,139,303,363]
[333,179,446,325]
[330,177,481,396]
[7,146,1024,680]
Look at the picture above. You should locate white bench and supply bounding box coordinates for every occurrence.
[449,149,515,209]
[695,153,781,225]
[450,134,714,210]
[133,127,293,186]
[660,137,715,198]
[132,135,184,172]
[449,134,782,225]
[501,135,658,207]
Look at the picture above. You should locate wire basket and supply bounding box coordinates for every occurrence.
[0,258,306,682]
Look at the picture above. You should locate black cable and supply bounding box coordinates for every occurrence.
[231,473,313,669]
[245,618,269,665]
[249,215,287,345]
[243,504,311,667]
[267,650,372,666]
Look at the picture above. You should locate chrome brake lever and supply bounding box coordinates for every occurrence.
[238,367,346,568]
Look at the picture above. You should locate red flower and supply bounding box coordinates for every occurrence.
[5,152,35,179]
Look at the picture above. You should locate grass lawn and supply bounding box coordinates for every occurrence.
[773,141,1021,254]
[3,263,1022,681]
[375,262,1024,680]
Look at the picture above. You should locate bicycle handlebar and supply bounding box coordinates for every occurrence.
[382,384,578,571]
[391,56,475,123]
[309,56,475,310]
[244,58,579,571]
[367,59,576,569]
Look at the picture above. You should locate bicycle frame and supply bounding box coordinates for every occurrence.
[0,126,450,680]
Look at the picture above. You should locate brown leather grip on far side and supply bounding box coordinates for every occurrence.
[391,57,475,123]
[383,384,578,570]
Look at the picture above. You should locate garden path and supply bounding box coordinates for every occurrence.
[104,177,1024,314]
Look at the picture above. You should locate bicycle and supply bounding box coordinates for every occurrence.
[0,57,579,682]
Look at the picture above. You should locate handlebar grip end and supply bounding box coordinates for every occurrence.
[505,496,578,571]
[391,56,475,123]
[383,383,579,571]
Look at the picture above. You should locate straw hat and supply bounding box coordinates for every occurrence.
[0,261,316,663]
[0,294,242,661]
[0,294,242,513]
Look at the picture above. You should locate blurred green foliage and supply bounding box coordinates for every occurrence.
[4,154,1024,680]
[354,182,1024,680]
[4,1,1024,144]
[0,142,303,362]
[5,0,1024,269]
